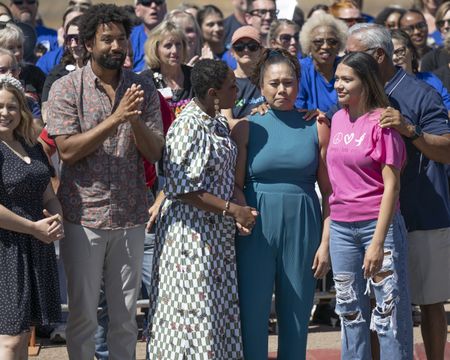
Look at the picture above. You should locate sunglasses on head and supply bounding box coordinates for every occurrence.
[137,0,165,6]
[232,41,261,52]
[12,0,36,5]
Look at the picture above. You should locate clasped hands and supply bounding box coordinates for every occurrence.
[113,83,144,124]
[33,209,64,244]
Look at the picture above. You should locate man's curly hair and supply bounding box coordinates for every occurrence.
[79,4,133,44]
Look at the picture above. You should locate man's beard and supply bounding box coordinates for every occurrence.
[96,52,126,70]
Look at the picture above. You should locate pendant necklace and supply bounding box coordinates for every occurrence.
[1,140,31,164]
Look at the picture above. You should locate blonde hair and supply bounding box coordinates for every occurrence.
[300,12,347,54]
[165,9,202,57]
[145,20,188,69]
[0,81,37,145]
[0,22,24,48]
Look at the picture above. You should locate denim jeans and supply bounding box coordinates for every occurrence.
[329,212,413,360]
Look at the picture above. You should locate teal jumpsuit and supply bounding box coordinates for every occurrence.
[236,109,322,360]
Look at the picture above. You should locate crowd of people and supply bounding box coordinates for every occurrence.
[0,0,448,360]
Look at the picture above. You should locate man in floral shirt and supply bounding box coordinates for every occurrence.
[46,4,164,359]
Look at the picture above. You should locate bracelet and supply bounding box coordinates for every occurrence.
[222,200,230,217]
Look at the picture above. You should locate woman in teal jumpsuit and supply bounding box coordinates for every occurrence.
[231,48,332,360]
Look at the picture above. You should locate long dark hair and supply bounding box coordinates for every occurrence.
[340,52,390,110]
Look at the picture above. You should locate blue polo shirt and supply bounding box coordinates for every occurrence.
[296,56,338,112]
[386,68,450,232]
[36,46,64,75]
[130,24,147,73]
[416,71,450,110]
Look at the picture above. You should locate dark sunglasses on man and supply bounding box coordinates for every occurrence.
[137,0,165,6]
[12,0,37,5]
[232,41,261,52]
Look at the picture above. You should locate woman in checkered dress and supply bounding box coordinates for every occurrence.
[147,59,258,359]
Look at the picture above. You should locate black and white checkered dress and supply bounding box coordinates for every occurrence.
[148,100,243,359]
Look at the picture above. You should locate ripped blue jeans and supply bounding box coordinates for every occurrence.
[330,212,413,360]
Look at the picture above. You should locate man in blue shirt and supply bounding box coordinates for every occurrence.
[9,0,58,53]
[346,23,450,360]
[131,0,166,73]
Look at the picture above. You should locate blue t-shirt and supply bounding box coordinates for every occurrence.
[386,68,450,232]
[36,46,64,75]
[296,56,338,112]
[36,24,58,53]
[417,71,450,110]
[130,24,147,73]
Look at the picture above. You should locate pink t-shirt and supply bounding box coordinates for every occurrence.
[327,108,406,222]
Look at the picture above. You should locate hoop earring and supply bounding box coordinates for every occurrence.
[214,98,220,115]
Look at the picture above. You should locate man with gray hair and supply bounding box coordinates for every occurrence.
[346,23,450,360]
[131,0,167,72]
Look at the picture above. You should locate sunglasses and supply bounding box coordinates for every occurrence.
[278,34,299,44]
[137,0,165,6]
[249,9,279,18]
[312,38,339,48]
[401,22,427,34]
[232,41,261,52]
[12,0,36,4]
[436,19,450,28]
[339,17,363,25]
[65,34,80,44]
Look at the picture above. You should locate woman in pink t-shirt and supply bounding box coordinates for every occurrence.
[327,52,413,359]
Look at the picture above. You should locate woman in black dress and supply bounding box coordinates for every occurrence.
[0,77,63,359]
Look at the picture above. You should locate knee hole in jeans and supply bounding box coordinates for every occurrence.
[334,272,357,305]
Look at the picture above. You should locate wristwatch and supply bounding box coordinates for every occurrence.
[409,124,423,141]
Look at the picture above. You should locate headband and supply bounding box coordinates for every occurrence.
[0,76,24,93]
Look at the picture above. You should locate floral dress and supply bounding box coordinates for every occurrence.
[148,100,243,359]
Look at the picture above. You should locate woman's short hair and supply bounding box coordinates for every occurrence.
[191,58,229,99]
[0,22,24,48]
[268,19,300,44]
[307,4,330,19]
[330,0,360,17]
[196,5,223,28]
[165,9,203,56]
[390,29,419,73]
[252,48,300,86]
[300,12,347,54]
[0,48,18,68]
[340,52,390,110]
[145,20,188,69]
[0,78,37,145]
[435,2,450,30]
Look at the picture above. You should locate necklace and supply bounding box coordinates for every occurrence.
[1,140,31,164]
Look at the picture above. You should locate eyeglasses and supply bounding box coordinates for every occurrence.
[436,19,450,28]
[312,38,339,48]
[65,34,80,44]
[401,22,427,34]
[137,0,165,6]
[232,41,261,52]
[11,0,36,5]
[249,9,279,18]
[278,34,299,44]
[0,66,19,75]
[393,46,407,58]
